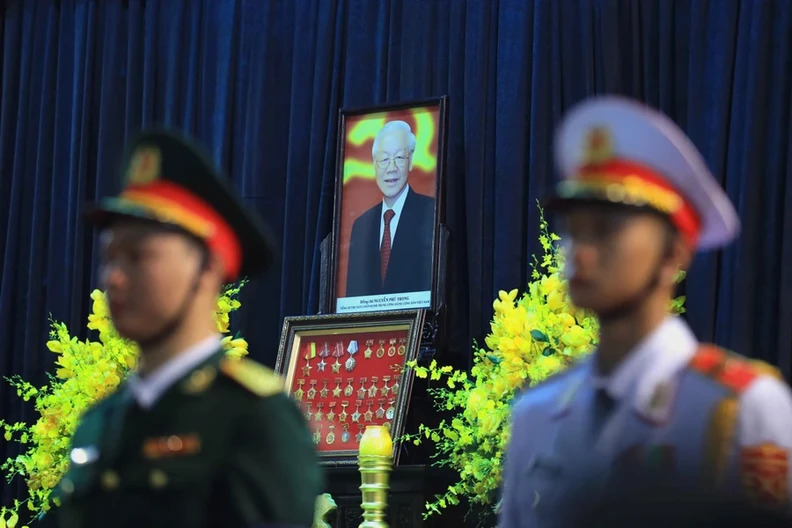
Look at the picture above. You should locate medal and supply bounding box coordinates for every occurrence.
[320,379,329,399]
[364,402,374,423]
[386,398,396,420]
[339,402,349,422]
[326,402,336,422]
[333,378,342,398]
[302,350,312,376]
[352,403,361,423]
[364,339,374,359]
[397,337,406,356]
[391,379,400,396]
[387,338,397,357]
[380,376,391,397]
[368,377,379,398]
[344,379,354,397]
[304,403,313,422]
[313,429,321,445]
[376,399,386,420]
[341,424,350,443]
[294,379,305,401]
[383,421,391,432]
[376,340,386,358]
[345,340,358,372]
[314,403,324,422]
[356,425,365,443]
[326,426,336,445]
[331,342,344,373]
[357,378,368,400]
[307,380,317,401]
[317,342,330,372]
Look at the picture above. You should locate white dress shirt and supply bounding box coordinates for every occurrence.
[127,334,222,409]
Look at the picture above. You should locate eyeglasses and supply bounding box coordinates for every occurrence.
[375,155,409,169]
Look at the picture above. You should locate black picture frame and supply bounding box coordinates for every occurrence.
[328,96,448,315]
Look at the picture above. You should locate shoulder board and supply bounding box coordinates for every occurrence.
[689,344,783,394]
[219,357,284,397]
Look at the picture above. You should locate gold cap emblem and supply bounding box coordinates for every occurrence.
[582,126,613,165]
[126,146,161,185]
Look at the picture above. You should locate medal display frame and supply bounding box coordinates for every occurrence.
[275,309,425,466]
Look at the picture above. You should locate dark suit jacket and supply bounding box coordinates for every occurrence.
[346,187,435,297]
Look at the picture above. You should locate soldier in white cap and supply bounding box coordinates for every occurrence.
[499,96,792,527]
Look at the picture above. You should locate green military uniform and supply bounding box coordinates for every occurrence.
[58,352,321,527]
[52,129,323,527]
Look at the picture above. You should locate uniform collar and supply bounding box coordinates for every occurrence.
[585,317,699,423]
[127,334,222,409]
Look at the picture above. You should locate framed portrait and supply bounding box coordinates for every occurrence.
[329,96,448,314]
[275,310,426,466]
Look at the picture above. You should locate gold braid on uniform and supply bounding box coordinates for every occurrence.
[219,358,285,397]
[689,345,784,495]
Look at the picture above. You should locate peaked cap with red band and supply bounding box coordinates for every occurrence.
[86,129,275,281]
[549,96,740,250]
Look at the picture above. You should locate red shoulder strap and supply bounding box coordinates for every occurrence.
[689,344,768,394]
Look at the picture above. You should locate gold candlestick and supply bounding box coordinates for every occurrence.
[357,425,393,528]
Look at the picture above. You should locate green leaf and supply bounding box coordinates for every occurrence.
[542,346,554,357]
[486,354,502,364]
[530,330,549,342]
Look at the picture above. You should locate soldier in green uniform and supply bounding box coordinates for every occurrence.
[54,130,322,527]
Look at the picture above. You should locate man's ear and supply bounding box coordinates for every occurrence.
[662,233,693,288]
[408,152,414,171]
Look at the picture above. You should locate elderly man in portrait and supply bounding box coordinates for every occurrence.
[346,120,435,297]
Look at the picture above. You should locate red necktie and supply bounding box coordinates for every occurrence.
[381,209,396,283]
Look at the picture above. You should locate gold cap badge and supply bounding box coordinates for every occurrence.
[582,126,613,165]
[126,146,161,185]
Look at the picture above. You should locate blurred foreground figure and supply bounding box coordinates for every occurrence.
[54,130,322,528]
[499,96,792,527]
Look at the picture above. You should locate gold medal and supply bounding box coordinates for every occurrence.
[386,399,396,420]
[294,379,305,401]
[376,340,386,358]
[326,402,336,422]
[352,403,361,423]
[364,339,374,359]
[339,402,349,422]
[313,429,321,445]
[357,378,368,400]
[314,403,324,422]
[326,426,335,445]
[304,403,313,422]
[364,402,374,423]
[376,399,386,419]
[397,337,406,356]
[368,377,379,398]
[307,380,317,401]
[380,376,391,397]
[333,378,342,398]
[320,379,329,399]
[344,379,354,397]
[387,338,397,357]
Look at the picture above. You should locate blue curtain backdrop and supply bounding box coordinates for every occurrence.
[2,0,792,507]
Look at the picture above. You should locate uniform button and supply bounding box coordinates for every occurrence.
[149,469,168,489]
[166,435,183,452]
[101,470,120,491]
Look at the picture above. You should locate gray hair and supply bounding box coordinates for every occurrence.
[371,120,416,158]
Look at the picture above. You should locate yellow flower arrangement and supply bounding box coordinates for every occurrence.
[405,209,685,521]
[0,281,249,525]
